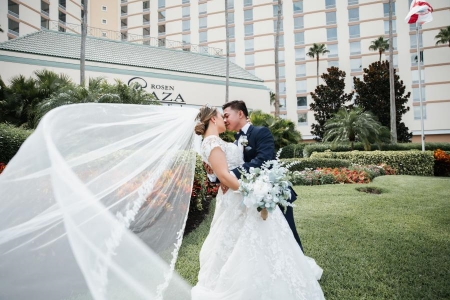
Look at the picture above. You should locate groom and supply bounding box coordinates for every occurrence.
[221,100,304,252]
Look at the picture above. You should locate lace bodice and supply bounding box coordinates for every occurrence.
[201,135,244,172]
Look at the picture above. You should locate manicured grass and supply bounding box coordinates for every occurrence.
[176,175,450,299]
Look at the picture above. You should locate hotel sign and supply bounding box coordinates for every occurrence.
[128,77,185,104]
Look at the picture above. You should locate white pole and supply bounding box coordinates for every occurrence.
[416,22,425,151]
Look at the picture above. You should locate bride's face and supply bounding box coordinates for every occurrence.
[211,112,226,134]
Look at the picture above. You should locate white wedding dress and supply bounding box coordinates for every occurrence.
[191,135,325,300]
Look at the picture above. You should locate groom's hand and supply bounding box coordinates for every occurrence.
[203,162,214,175]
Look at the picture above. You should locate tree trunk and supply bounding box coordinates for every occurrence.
[379,50,382,62]
[274,0,282,118]
[388,0,397,143]
[316,55,319,86]
[225,0,229,103]
[80,0,88,87]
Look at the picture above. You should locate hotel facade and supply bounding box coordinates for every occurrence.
[1,0,449,141]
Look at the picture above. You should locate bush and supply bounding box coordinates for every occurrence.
[279,143,308,159]
[310,150,434,176]
[281,158,351,172]
[303,142,450,158]
[434,149,450,177]
[0,123,33,163]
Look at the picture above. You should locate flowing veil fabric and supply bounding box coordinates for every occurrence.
[0,103,200,300]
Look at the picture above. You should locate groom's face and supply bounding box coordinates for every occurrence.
[223,107,243,132]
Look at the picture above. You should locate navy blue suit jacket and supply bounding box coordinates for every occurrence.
[231,125,297,203]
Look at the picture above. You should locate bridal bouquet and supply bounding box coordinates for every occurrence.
[238,153,295,220]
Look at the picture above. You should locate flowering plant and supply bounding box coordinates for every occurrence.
[238,152,295,220]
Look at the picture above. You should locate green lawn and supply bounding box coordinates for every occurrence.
[176,175,450,300]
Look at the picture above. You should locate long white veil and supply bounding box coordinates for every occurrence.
[0,103,200,299]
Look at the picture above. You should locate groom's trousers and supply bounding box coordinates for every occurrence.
[283,206,305,253]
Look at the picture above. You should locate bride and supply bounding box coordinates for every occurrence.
[191,105,325,299]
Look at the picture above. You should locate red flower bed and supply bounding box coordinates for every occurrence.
[320,167,371,184]
[434,149,450,177]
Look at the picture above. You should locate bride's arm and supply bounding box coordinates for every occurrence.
[208,147,240,190]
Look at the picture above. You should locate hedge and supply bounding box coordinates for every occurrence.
[310,150,434,176]
[0,123,33,163]
[279,143,308,159]
[281,158,351,172]
[303,142,450,158]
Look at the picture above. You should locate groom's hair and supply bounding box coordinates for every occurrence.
[222,100,249,117]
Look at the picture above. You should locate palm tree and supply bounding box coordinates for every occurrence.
[80,0,88,86]
[323,107,385,151]
[369,37,389,61]
[249,110,301,151]
[435,26,450,47]
[274,0,282,118]
[225,0,230,103]
[307,43,329,86]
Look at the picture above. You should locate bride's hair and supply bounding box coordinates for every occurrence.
[195,105,217,135]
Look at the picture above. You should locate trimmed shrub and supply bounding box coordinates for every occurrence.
[310,150,434,176]
[0,123,33,163]
[303,142,450,158]
[281,158,351,172]
[279,143,308,159]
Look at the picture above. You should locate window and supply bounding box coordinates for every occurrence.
[101,31,107,37]
[384,20,396,34]
[348,8,359,21]
[392,36,398,50]
[158,0,165,9]
[158,11,166,21]
[245,24,253,36]
[296,64,306,77]
[325,0,336,9]
[229,41,235,53]
[295,48,305,61]
[350,58,362,71]
[279,66,285,79]
[298,113,308,124]
[183,0,189,3]
[349,25,360,38]
[102,19,107,24]
[326,12,336,25]
[244,9,253,21]
[410,34,423,49]
[143,1,150,10]
[199,17,207,28]
[199,31,207,43]
[350,41,360,54]
[182,20,190,31]
[182,6,190,17]
[143,14,150,25]
[273,5,280,17]
[414,105,426,120]
[143,28,150,37]
[411,51,424,66]
[297,96,307,107]
[294,16,304,29]
[273,20,283,31]
[245,54,254,66]
[230,56,236,64]
[101,5,107,11]
[278,50,285,63]
[412,69,425,84]
[182,34,190,44]
[328,43,338,57]
[279,82,286,94]
[293,1,303,13]
[244,0,252,7]
[227,0,234,9]
[280,98,287,110]
[295,32,304,45]
[328,60,339,68]
[228,26,235,38]
[327,27,337,41]
[158,24,165,35]
[121,5,127,16]
[383,3,395,17]
[227,12,234,24]
[245,39,254,51]
[199,3,207,15]
[412,87,425,102]
[296,80,307,93]
[348,0,358,4]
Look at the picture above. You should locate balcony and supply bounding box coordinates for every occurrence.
[143,8,150,12]
[121,12,127,16]
[7,10,20,19]
[8,29,19,36]
[121,0,127,2]
[41,10,50,17]
[121,25,128,30]
[143,21,150,25]
[59,4,66,10]
[59,19,66,26]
